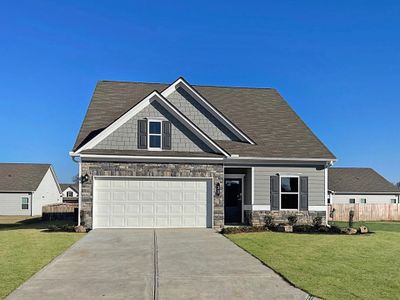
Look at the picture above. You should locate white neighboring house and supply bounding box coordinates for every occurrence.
[328,168,400,204]
[0,163,62,216]
[60,183,79,203]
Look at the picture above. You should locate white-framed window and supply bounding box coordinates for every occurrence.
[148,120,162,150]
[21,197,29,210]
[360,198,367,204]
[66,191,73,197]
[280,176,299,210]
[391,199,397,204]
[349,198,355,204]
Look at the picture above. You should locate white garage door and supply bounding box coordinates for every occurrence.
[93,177,211,228]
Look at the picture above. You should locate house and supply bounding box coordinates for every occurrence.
[328,167,400,204]
[0,163,62,216]
[60,183,79,203]
[70,77,336,229]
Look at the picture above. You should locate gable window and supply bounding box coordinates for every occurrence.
[148,120,162,150]
[360,198,367,204]
[21,197,29,210]
[391,199,397,204]
[66,191,73,197]
[280,176,299,210]
[349,198,355,204]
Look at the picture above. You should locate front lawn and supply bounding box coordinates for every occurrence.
[226,222,400,300]
[0,216,83,299]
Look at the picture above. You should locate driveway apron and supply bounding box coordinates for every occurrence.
[7,229,309,300]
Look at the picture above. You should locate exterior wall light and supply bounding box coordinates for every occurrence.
[216,182,221,196]
[81,173,89,183]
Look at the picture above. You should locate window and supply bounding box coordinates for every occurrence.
[21,197,29,210]
[280,177,299,210]
[360,198,367,204]
[391,199,397,204]
[349,198,355,204]
[66,191,73,197]
[148,120,162,149]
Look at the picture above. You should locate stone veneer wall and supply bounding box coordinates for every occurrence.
[244,210,326,226]
[80,161,224,229]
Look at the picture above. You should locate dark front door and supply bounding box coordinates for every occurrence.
[224,178,243,224]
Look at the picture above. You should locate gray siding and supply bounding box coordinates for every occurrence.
[166,88,238,141]
[94,101,212,152]
[0,192,32,216]
[254,166,326,207]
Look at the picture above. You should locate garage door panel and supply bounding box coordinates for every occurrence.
[127,191,139,201]
[94,178,210,228]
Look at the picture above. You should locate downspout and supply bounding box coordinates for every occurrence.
[71,154,81,226]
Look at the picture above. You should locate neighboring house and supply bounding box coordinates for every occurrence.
[70,77,336,229]
[60,183,79,203]
[328,168,400,204]
[0,163,62,216]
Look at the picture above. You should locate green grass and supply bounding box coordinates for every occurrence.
[226,222,400,300]
[0,216,84,299]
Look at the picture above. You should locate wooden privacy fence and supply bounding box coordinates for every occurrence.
[330,204,400,222]
[42,203,78,222]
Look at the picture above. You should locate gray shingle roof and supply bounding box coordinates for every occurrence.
[73,80,335,160]
[60,183,78,193]
[328,168,400,194]
[0,163,51,192]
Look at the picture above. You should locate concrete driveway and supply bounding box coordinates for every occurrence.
[8,229,309,300]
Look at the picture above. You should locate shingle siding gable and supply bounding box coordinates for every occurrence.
[166,87,238,141]
[94,101,212,153]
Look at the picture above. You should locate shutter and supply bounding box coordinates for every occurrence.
[300,176,309,211]
[137,120,147,149]
[162,121,172,150]
[270,176,280,210]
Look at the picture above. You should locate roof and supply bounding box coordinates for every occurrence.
[60,183,79,193]
[328,168,400,194]
[73,80,335,160]
[0,163,52,192]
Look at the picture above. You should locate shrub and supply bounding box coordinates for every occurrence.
[328,225,342,234]
[287,215,298,226]
[349,210,355,228]
[221,226,268,234]
[47,225,59,232]
[312,216,323,228]
[46,224,75,232]
[293,225,315,233]
[264,215,274,228]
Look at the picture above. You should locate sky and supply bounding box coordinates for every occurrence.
[0,1,399,183]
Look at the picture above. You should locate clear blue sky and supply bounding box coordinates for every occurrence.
[1,1,399,183]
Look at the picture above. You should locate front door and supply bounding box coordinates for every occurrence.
[224,178,243,224]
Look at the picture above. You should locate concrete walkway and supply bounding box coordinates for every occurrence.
[7,229,309,300]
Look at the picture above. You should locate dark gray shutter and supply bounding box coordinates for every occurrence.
[162,121,172,150]
[137,120,147,149]
[300,176,309,211]
[270,176,280,210]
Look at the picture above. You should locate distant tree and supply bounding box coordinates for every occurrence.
[396,181,400,189]
[72,174,79,184]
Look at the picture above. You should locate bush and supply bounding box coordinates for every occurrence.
[287,215,298,226]
[328,225,342,234]
[293,224,343,234]
[264,215,274,228]
[312,216,323,228]
[47,225,59,232]
[349,210,354,228]
[293,225,315,233]
[46,224,75,232]
[221,226,268,234]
